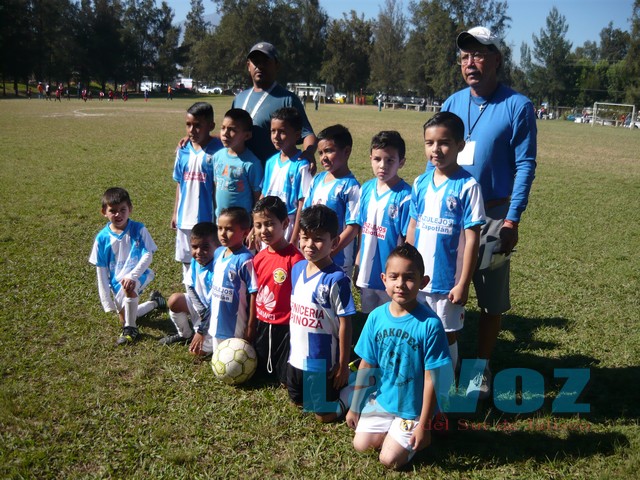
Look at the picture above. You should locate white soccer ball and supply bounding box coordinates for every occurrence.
[211,338,257,385]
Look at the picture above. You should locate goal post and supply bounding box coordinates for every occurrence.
[592,102,636,128]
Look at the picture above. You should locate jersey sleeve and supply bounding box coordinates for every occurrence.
[303,175,319,208]
[409,176,422,221]
[509,101,537,222]
[463,181,486,229]
[331,274,356,317]
[423,318,452,371]
[88,235,106,267]
[344,179,361,225]
[173,148,183,183]
[246,157,264,193]
[398,191,413,238]
[240,255,258,294]
[297,161,313,201]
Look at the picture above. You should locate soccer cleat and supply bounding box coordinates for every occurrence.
[116,326,140,346]
[149,290,167,311]
[158,333,193,346]
[466,367,492,401]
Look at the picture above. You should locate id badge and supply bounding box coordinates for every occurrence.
[457,140,475,166]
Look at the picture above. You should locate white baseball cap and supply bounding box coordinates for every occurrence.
[457,26,501,51]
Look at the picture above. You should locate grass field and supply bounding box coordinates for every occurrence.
[0,96,639,479]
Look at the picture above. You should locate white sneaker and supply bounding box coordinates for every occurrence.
[466,367,492,401]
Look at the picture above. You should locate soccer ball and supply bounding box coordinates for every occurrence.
[211,338,257,385]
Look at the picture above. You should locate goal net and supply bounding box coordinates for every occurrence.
[592,102,636,128]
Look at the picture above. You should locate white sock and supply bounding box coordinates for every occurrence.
[169,311,193,338]
[124,297,139,328]
[137,301,155,317]
[448,341,458,371]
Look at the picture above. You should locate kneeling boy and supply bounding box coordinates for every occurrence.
[346,244,451,469]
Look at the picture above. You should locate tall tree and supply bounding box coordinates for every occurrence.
[531,7,573,105]
[369,0,406,94]
[625,0,640,103]
[0,0,34,95]
[182,0,210,79]
[153,2,181,85]
[599,22,630,63]
[320,11,373,93]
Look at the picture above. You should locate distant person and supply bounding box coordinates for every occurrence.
[303,125,360,277]
[89,187,167,346]
[438,26,537,399]
[346,244,451,470]
[407,112,486,370]
[249,196,304,384]
[172,102,224,279]
[313,90,319,110]
[355,131,411,315]
[189,207,258,355]
[232,42,317,166]
[160,222,217,347]
[260,107,313,245]
[167,84,173,100]
[212,108,263,219]
[287,205,356,423]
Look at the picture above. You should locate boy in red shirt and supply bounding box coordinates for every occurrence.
[249,196,304,384]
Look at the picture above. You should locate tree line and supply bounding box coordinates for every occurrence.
[2,0,639,108]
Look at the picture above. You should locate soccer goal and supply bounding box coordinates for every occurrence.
[592,102,636,128]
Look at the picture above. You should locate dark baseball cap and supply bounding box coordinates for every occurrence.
[248,42,278,60]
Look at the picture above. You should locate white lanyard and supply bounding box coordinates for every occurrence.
[242,83,275,119]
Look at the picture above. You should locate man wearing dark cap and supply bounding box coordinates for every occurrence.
[431,26,537,400]
[232,42,317,165]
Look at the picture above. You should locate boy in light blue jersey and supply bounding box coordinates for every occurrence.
[172,102,223,279]
[346,244,451,470]
[89,187,166,346]
[159,222,217,348]
[213,109,263,219]
[407,112,485,369]
[287,205,356,423]
[303,125,360,276]
[355,131,412,314]
[190,208,258,355]
[261,107,313,245]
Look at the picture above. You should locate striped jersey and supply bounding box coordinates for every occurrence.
[289,260,356,372]
[173,139,223,229]
[410,168,485,294]
[303,171,361,270]
[356,178,412,290]
[261,150,312,215]
[208,246,258,340]
[89,220,157,295]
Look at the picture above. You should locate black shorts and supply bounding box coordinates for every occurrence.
[254,321,290,385]
[286,364,339,414]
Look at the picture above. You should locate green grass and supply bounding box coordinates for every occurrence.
[0,97,639,479]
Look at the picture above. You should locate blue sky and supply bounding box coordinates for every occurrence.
[164,0,635,64]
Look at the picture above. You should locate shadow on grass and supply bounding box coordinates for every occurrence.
[458,311,640,424]
[413,428,629,471]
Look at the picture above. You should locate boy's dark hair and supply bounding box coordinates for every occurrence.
[101,187,132,209]
[191,221,216,240]
[299,205,339,239]
[370,130,406,159]
[252,196,288,222]
[423,112,465,142]
[387,244,425,278]
[219,207,252,230]
[270,107,303,132]
[187,102,214,123]
[317,124,353,149]
[224,108,253,132]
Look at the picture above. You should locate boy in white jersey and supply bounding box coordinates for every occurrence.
[159,222,216,348]
[261,107,312,245]
[190,207,258,356]
[172,102,223,279]
[89,188,166,346]
[406,112,486,369]
[287,205,356,423]
[346,244,451,470]
[303,125,360,276]
[356,131,412,314]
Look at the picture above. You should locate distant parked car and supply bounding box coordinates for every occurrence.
[198,86,223,94]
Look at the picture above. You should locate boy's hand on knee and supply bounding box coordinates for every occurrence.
[346,410,359,430]
[120,278,136,294]
[410,427,431,452]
